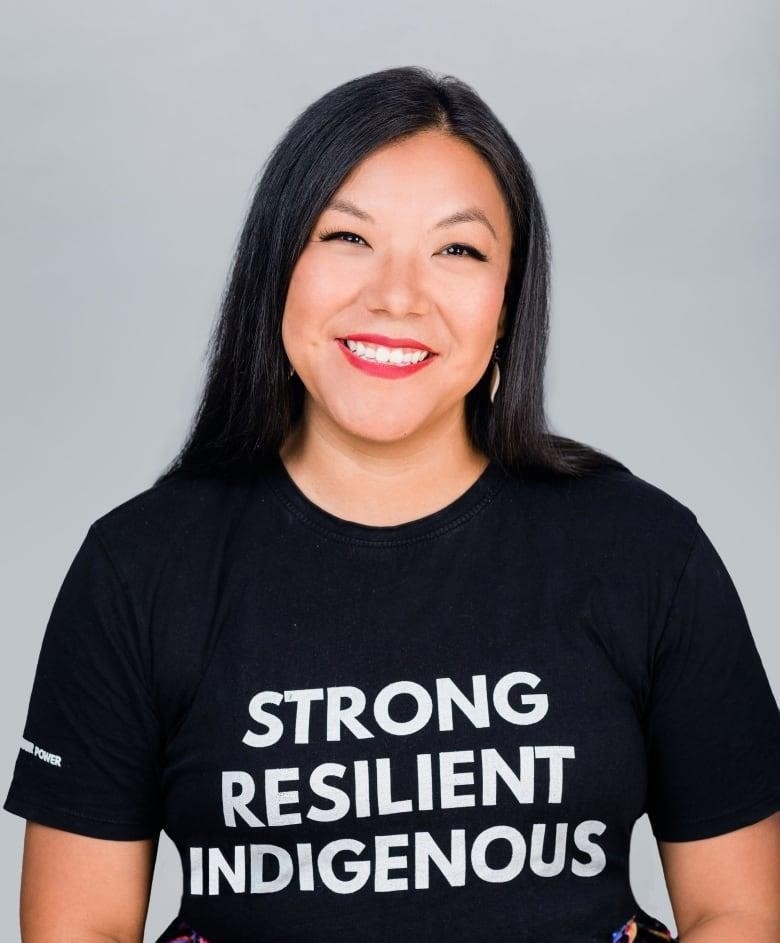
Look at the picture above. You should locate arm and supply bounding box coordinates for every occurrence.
[659,811,780,942]
[20,821,157,943]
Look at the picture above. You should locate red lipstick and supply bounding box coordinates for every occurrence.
[336,335,436,379]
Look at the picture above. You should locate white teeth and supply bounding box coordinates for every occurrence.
[344,339,430,366]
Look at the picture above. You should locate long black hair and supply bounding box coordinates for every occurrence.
[155,66,627,485]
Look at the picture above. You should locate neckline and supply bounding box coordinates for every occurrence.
[267,457,510,546]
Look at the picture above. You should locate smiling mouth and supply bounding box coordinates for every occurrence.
[339,338,433,366]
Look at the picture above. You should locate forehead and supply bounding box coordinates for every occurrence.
[328,131,512,237]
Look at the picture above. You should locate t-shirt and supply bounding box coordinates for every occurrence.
[5,459,780,943]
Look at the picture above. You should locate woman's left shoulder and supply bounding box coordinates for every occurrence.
[507,461,701,559]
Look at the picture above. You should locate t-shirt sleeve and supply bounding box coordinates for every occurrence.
[644,520,780,842]
[4,523,162,840]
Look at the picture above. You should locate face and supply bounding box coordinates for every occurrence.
[281,129,513,451]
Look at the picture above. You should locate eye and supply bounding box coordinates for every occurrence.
[318,229,368,246]
[442,243,488,262]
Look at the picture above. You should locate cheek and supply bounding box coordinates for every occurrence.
[447,278,507,342]
[282,256,361,375]
[282,259,328,352]
[285,252,356,326]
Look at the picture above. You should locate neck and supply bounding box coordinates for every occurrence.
[279,410,489,526]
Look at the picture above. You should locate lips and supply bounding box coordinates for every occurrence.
[337,333,436,379]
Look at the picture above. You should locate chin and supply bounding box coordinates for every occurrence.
[341,419,422,445]
[320,396,463,448]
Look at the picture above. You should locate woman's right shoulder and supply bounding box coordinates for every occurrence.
[84,472,269,582]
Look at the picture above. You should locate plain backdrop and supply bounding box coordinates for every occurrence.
[1,1,778,938]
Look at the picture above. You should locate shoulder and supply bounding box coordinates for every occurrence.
[77,474,271,729]
[502,461,700,556]
[85,473,262,580]
[92,472,253,533]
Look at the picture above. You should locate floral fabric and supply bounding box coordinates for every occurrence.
[155,906,677,943]
[156,918,211,943]
[612,906,677,941]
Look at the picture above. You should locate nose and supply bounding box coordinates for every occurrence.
[362,250,430,320]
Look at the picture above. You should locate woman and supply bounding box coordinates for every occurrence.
[5,66,780,943]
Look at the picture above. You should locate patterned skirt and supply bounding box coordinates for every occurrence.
[155,906,677,942]
[611,907,677,942]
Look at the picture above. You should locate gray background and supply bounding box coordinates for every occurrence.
[1,1,777,938]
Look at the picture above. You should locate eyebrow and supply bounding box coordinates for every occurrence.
[323,198,498,241]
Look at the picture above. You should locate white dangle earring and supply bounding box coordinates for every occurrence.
[489,343,501,404]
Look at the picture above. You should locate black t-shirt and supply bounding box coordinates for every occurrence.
[5,460,780,942]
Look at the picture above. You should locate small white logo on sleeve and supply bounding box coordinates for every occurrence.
[21,737,62,768]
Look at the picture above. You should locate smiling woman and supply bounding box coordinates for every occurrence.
[5,66,780,943]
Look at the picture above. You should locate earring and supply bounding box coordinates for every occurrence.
[489,343,501,403]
